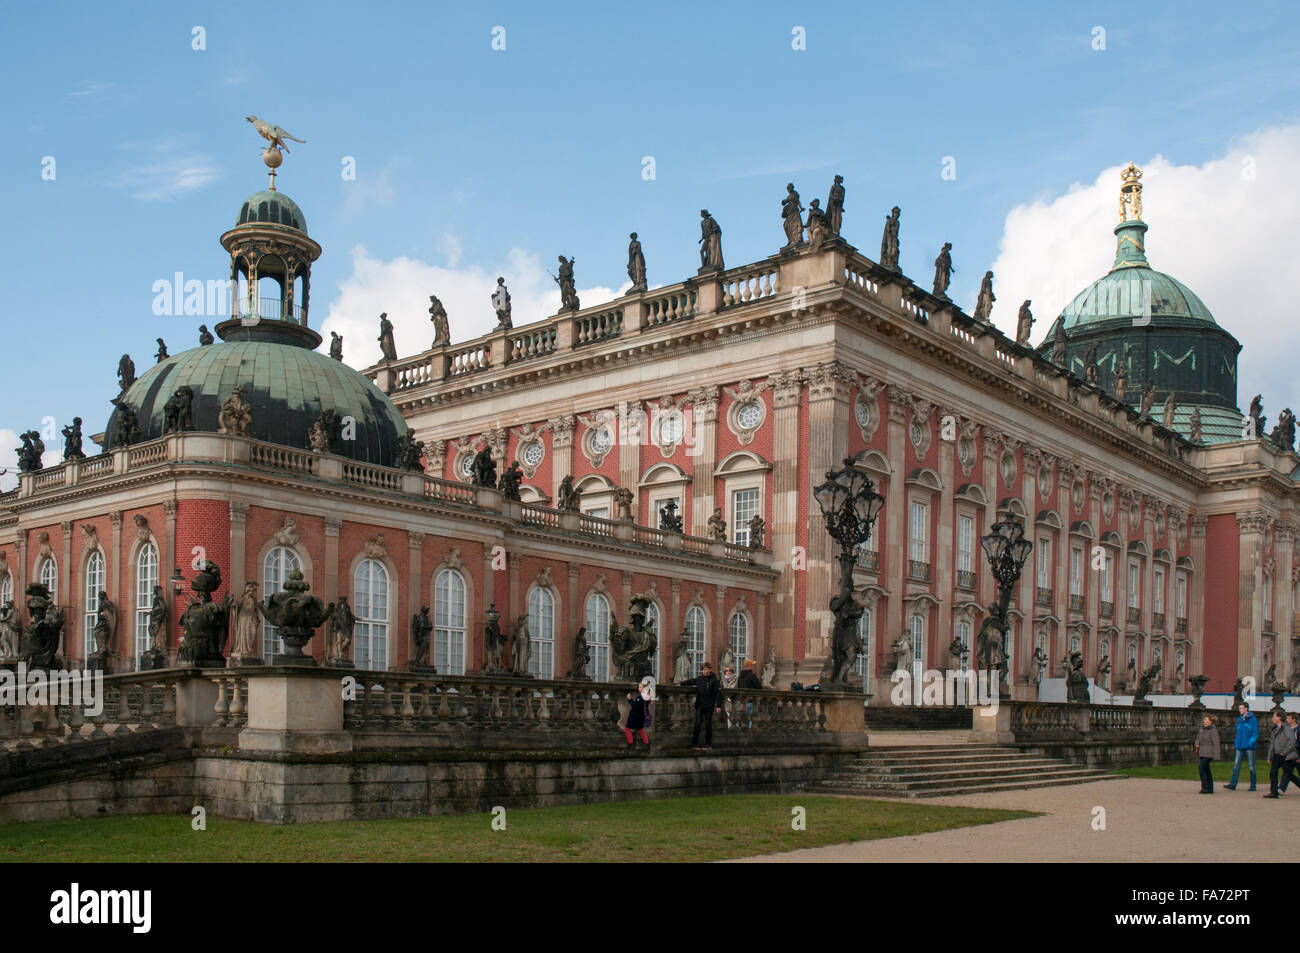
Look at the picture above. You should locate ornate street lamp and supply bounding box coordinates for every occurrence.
[977,516,1033,695]
[814,457,885,687]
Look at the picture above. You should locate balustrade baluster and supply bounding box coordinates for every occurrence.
[227,679,245,724]
[212,678,229,727]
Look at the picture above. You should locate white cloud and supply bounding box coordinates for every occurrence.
[67,80,113,99]
[118,155,220,201]
[988,123,1300,411]
[319,246,625,369]
[437,233,462,268]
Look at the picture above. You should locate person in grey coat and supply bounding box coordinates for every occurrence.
[1194,714,1221,794]
[1262,711,1298,798]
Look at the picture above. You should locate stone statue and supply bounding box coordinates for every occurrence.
[707,507,727,541]
[198,325,214,346]
[61,417,85,461]
[892,633,913,673]
[1133,661,1161,704]
[748,514,766,549]
[1264,662,1277,686]
[163,385,194,433]
[761,645,777,688]
[1084,345,1100,384]
[781,183,804,247]
[1271,408,1296,452]
[246,115,306,154]
[1051,322,1067,366]
[1031,646,1049,685]
[117,354,136,393]
[1139,380,1156,417]
[429,294,450,347]
[308,409,341,453]
[698,209,724,272]
[229,581,263,666]
[826,174,845,236]
[395,428,425,471]
[1231,676,1246,710]
[1015,300,1034,345]
[1248,394,1265,437]
[176,562,233,667]
[377,313,397,362]
[0,601,19,659]
[805,199,829,248]
[20,583,64,668]
[719,645,737,676]
[498,460,523,500]
[1065,652,1090,703]
[972,271,995,322]
[880,206,901,271]
[256,570,333,664]
[567,627,591,680]
[329,331,343,361]
[483,605,506,673]
[1162,393,1176,429]
[553,256,580,312]
[17,431,45,473]
[411,606,434,669]
[217,386,252,436]
[948,637,967,671]
[111,400,141,447]
[90,592,117,663]
[611,596,658,681]
[1174,659,1186,692]
[326,594,355,665]
[140,584,168,669]
[658,499,683,532]
[155,338,168,363]
[626,233,647,293]
[471,447,497,488]
[492,278,513,330]
[932,242,953,299]
[511,613,532,676]
[1096,654,1111,691]
[672,634,691,683]
[1113,357,1128,401]
[556,475,582,511]
[614,487,634,521]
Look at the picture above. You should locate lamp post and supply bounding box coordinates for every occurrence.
[813,457,885,687]
[978,517,1033,696]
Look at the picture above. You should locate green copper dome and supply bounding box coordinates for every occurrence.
[236,189,308,234]
[105,341,406,465]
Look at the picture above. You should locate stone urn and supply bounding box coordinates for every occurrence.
[1187,674,1209,709]
[258,570,333,665]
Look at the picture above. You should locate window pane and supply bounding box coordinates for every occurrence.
[585,594,611,681]
[354,559,389,671]
[84,552,104,660]
[262,547,302,663]
[732,488,760,546]
[685,606,706,677]
[727,612,749,664]
[434,569,465,675]
[527,587,554,679]
[135,544,158,668]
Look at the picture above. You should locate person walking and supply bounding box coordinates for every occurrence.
[1225,702,1259,791]
[1194,713,1221,794]
[680,662,723,751]
[623,676,655,751]
[1262,710,1298,798]
[1285,712,1300,791]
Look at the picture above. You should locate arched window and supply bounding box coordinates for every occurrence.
[262,546,302,663]
[0,570,11,608]
[585,594,611,681]
[527,586,554,679]
[38,557,57,603]
[854,608,874,686]
[644,601,661,678]
[956,620,972,671]
[727,611,750,666]
[908,613,925,670]
[83,551,104,660]
[685,605,707,677]
[354,559,390,671]
[135,543,158,668]
[434,568,466,675]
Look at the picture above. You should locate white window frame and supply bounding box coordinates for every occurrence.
[1153,567,1165,615]
[1070,546,1083,597]
[434,568,466,675]
[1127,560,1140,610]
[1176,573,1187,618]
[38,556,57,603]
[1036,537,1051,590]
[135,543,158,668]
[908,612,925,670]
[1102,553,1114,603]
[527,586,555,679]
[644,600,661,680]
[262,546,302,663]
[585,593,611,681]
[83,551,104,660]
[0,571,12,609]
[684,605,707,677]
[354,558,390,671]
[908,500,929,564]
[854,607,873,685]
[956,515,974,574]
[729,486,761,547]
[727,611,750,665]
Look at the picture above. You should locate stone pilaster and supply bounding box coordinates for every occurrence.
[769,368,802,683]
[803,361,852,667]
[670,578,682,649]
[715,586,726,665]
[229,502,249,593]
[13,538,26,609]
[566,562,580,677]
[686,386,719,538]
[507,551,521,622]
[1236,511,1270,681]
[109,511,123,606]
[323,517,341,607]
[60,520,71,617]
[409,533,425,664]
[1189,515,1208,676]
[549,415,575,492]
[935,405,956,662]
[163,501,178,661]
[1276,521,1297,687]
[1087,473,1105,667]
[618,400,642,521]
[620,569,633,620]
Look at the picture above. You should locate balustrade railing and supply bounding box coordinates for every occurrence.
[127,442,168,467]
[32,466,67,490]
[508,324,558,363]
[573,308,623,347]
[579,513,617,537]
[448,342,490,377]
[843,262,879,297]
[79,455,116,480]
[956,569,976,591]
[1069,594,1085,612]
[250,442,316,474]
[343,461,402,491]
[423,475,476,506]
[521,503,561,530]
[907,560,931,582]
[0,670,185,748]
[719,267,778,307]
[644,288,696,327]
[392,357,436,391]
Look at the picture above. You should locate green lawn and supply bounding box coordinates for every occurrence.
[1113,762,1229,781]
[0,795,1034,863]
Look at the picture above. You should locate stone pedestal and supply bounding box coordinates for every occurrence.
[238,669,352,754]
[820,691,868,748]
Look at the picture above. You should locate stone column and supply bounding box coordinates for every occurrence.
[409,532,425,667]
[59,520,71,616]
[566,562,580,676]
[715,586,726,665]
[508,551,521,623]
[671,578,682,647]
[549,415,575,492]
[618,400,642,520]
[1237,511,1268,681]
[1052,458,1070,664]
[804,362,853,670]
[323,517,341,606]
[229,502,249,591]
[885,387,910,668]
[934,403,955,664]
[687,386,719,538]
[162,502,177,663]
[1189,514,1208,677]
[1087,475,1105,672]
[109,511,123,606]
[1274,521,1295,685]
[13,538,26,610]
[769,369,802,684]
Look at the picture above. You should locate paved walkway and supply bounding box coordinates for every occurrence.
[736,777,1292,862]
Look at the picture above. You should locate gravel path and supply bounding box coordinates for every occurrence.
[735,777,1292,862]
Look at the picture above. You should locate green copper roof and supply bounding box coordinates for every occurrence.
[236,189,307,234]
[1165,404,1244,445]
[106,341,405,465]
[1059,220,1216,331]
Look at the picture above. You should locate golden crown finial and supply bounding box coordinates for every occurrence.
[1119,161,1144,222]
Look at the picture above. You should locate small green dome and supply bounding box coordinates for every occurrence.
[236,189,308,234]
[106,341,405,465]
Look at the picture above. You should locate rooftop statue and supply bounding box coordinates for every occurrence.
[658,498,683,532]
[492,278,513,330]
[1189,406,1203,442]
[553,256,580,312]
[1272,407,1296,452]
[163,385,195,433]
[781,183,804,248]
[1139,379,1156,417]
[471,446,497,488]
[377,313,397,362]
[217,386,252,436]
[429,294,450,347]
[1084,344,1100,384]
[1015,300,1034,345]
[308,408,342,454]
[1050,321,1067,366]
[748,514,766,549]
[199,325,214,346]
[1113,356,1128,401]
[117,354,136,394]
[111,400,141,447]
[698,210,724,272]
[880,206,901,272]
[155,338,168,363]
[498,460,524,500]
[707,507,727,541]
[932,242,953,299]
[1162,393,1176,429]
[395,427,425,471]
[17,431,45,474]
[1248,394,1265,437]
[626,233,647,293]
[61,417,85,461]
[246,115,306,155]
[972,271,995,322]
[805,199,829,248]
[826,174,845,236]
[556,474,582,512]
[329,331,344,361]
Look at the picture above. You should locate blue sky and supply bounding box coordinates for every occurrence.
[2,0,1298,456]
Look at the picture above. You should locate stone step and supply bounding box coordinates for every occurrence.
[834,764,1108,786]
[857,746,1011,759]
[852,752,1048,767]
[844,759,1071,776]
[805,772,1121,799]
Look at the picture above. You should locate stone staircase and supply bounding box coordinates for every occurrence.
[803,745,1121,798]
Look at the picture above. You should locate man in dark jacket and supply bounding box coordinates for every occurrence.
[681,662,723,750]
[1226,703,1258,791]
[1262,711,1298,798]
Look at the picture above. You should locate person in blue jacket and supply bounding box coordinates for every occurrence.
[1225,702,1258,791]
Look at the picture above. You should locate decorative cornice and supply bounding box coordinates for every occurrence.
[770,369,803,408]
[807,361,854,402]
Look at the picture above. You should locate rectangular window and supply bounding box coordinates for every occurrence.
[586,506,609,520]
[956,516,973,573]
[909,501,928,564]
[731,487,760,546]
[1102,554,1114,602]
[655,496,681,530]
[1153,568,1164,614]
[1128,562,1140,609]
[1070,547,1083,596]
[1176,574,1187,617]
[1036,537,1051,590]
